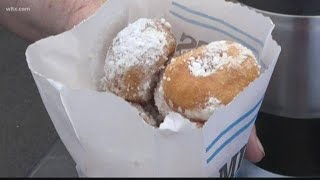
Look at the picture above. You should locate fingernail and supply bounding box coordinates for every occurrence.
[256,137,265,157]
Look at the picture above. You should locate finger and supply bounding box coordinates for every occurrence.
[245,125,265,163]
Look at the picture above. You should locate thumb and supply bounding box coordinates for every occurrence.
[245,125,265,163]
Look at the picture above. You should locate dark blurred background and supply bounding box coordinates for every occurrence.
[0,26,78,177]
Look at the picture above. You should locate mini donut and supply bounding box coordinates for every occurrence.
[155,40,261,122]
[103,18,176,104]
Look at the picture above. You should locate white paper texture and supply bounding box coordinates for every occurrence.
[26,0,281,177]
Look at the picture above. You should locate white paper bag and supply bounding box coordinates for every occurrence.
[25,0,281,177]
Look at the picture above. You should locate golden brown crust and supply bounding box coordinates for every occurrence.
[161,41,261,121]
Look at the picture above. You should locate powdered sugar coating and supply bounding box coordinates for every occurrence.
[105,18,167,83]
[154,80,173,118]
[188,41,255,77]
[183,97,224,121]
[103,18,174,103]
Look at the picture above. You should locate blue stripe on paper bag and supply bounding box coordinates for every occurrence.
[171,1,264,47]
[169,10,259,57]
[207,114,258,164]
[206,98,263,153]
